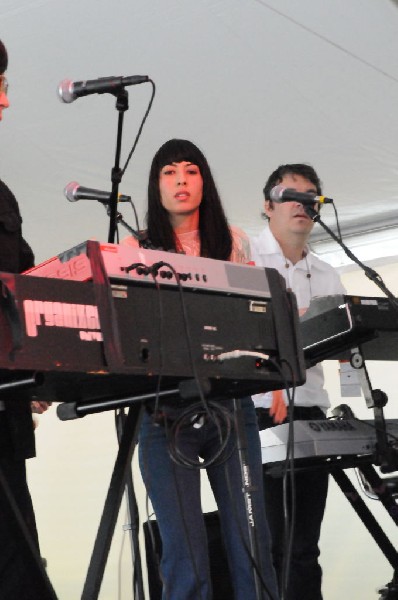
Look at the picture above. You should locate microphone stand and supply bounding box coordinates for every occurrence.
[105,86,145,600]
[105,88,154,252]
[113,211,139,240]
[107,87,129,245]
[103,205,156,250]
[306,205,398,474]
[305,205,398,312]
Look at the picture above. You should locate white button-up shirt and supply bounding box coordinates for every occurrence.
[251,225,345,411]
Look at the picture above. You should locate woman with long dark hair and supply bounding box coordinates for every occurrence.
[124,139,278,600]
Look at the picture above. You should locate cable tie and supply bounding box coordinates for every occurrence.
[216,350,270,362]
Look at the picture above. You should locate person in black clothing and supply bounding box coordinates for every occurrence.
[0,38,54,600]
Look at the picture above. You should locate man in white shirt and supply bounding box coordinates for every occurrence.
[251,164,345,600]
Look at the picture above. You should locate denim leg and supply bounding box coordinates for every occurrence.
[206,398,279,600]
[139,410,212,600]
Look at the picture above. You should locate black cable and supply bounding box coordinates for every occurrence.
[155,261,209,405]
[121,80,156,177]
[223,453,280,600]
[106,80,155,244]
[279,360,296,600]
[167,400,233,469]
[158,260,240,467]
[306,205,398,313]
[279,288,303,599]
[259,355,297,600]
[331,201,342,241]
[265,282,301,598]
[136,266,171,598]
[214,347,299,596]
[127,198,141,235]
[134,260,223,597]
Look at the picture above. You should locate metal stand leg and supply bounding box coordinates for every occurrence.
[115,409,145,600]
[332,466,398,599]
[332,467,398,567]
[81,403,144,600]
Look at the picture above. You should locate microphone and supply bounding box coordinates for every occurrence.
[58,75,149,103]
[64,182,131,204]
[270,185,333,205]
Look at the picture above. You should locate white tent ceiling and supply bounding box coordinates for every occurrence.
[2,0,398,270]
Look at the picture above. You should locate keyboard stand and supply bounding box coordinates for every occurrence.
[335,349,398,597]
[331,465,398,599]
[56,386,181,600]
[80,401,144,600]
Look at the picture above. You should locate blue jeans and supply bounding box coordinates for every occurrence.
[139,397,279,600]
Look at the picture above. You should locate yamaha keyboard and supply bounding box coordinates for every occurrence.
[300,294,398,365]
[260,418,398,466]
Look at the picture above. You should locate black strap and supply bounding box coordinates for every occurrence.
[0,276,23,361]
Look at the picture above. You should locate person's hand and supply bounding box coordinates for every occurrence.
[31,400,52,414]
[269,390,287,424]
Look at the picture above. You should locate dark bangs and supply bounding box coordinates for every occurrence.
[151,139,208,174]
[147,138,232,260]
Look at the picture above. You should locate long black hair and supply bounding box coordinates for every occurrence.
[0,39,8,75]
[146,139,233,260]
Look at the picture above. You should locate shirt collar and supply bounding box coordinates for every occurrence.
[256,225,312,263]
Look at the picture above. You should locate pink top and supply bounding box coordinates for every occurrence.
[122,225,252,264]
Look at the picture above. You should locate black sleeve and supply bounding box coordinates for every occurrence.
[0,180,36,460]
[0,179,35,273]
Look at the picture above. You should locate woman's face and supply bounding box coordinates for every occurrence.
[159,161,203,218]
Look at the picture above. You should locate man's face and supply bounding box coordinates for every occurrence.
[264,173,317,239]
[0,74,9,121]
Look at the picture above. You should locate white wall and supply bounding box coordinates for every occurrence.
[27,261,398,599]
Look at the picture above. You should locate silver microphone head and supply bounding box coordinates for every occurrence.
[58,79,75,103]
[269,185,285,202]
[64,181,79,202]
